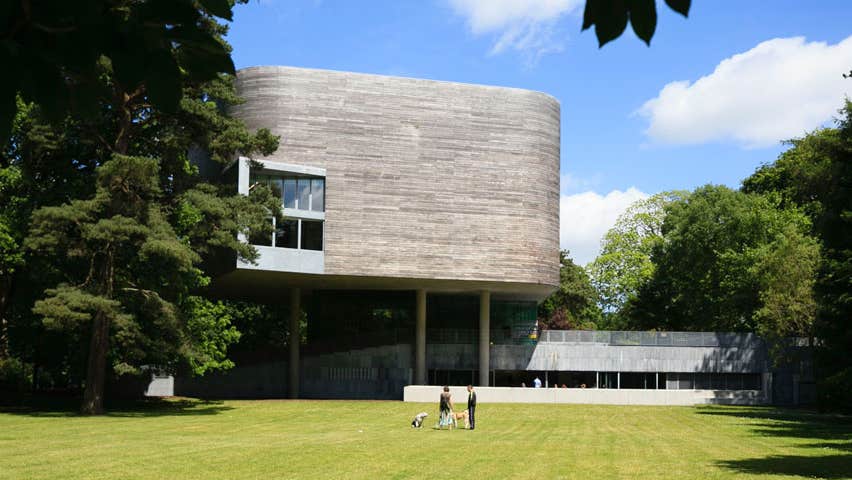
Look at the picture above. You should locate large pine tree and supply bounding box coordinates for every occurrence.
[3,2,282,414]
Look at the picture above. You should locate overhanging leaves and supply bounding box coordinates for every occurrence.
[665,0,691,17]
[629,0,657,46]
[582,0,691,48]
[0,0,240,144]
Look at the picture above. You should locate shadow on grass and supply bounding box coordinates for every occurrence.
[717,454,852,479]
[696,406,852,477]
[0,396,234,418]
[799,441,852,453]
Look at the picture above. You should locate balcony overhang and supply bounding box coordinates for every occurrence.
[208,268,555,302]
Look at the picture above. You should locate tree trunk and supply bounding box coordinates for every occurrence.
[80,311,109,415]
[81,251,114,415]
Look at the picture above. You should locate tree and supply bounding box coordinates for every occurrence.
[582,0,691,47]
[750,224,820,351]
[1,98,100,365]
[628,185,818,334]
[742,101,852,409]
[26,155,203,412]
[3,3,281,413]
[539,251,602,330]
[0,0,246,145]
[587,191,687,327]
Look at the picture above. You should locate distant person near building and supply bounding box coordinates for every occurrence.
[533,377,542,388]
[438,386,454,429]
[467,385,477,430]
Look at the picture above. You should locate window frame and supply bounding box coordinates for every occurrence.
[247,165,326,251]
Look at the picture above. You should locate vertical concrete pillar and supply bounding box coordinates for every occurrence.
[415,289,427,385]
[479,290,490,387]
[763,372,773,404]
[289,288,301,399]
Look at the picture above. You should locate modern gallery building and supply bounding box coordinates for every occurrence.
[190,66,561,398]
[174,66,809,405]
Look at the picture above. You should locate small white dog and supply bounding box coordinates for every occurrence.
[411,412,429,428]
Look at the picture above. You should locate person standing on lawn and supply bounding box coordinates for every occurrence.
[439,386,454,428]
[467,385,477,430]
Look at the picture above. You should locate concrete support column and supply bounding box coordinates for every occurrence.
[479,290,490,387]
[289,288,301,399]
[763,372,773,404]
[415,289,427,385]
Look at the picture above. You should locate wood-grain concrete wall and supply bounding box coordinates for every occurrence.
[232,66,560,289]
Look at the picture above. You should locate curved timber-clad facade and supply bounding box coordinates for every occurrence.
[231,66,560,294]
[179,68,800,402]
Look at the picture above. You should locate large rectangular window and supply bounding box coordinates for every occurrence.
[275,220,298,249]
[251,173,324,213]
[311,178,325,212]
[249,168,325,251]
[297,178,310,210]
[301,221,323,251]
[283,178,297,208]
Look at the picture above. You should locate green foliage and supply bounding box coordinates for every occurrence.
[0,356,32,393]
[0,0,247,144]
[750,225,819,344]
[539,250,602,330]
[628,185,817,333]
[181,296,241,376]
[26,155,202,375]
[582,0,690,47]
[742,101,852,410]
[1,0,280,411]
[175,181,281,265]
[33,285,131,330]
[587,191,687,326]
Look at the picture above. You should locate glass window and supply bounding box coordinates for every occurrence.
[743,374,762,390]
[678,373,694,390]
[275,220,298,249]
[301,220,323,251]
[311,178,325,212]
[283,179,297,209]
[711,373,725,390]
[695,373,711,390]
[297,178,311,210]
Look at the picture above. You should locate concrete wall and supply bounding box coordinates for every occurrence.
[175,344,414,400]
[173,339,780,402]
[144,375,174,397]
[403,385,768,406]
[176,361,290,398]
[426,342,766,374]
[231,66,560,289]
[527,343,769,373]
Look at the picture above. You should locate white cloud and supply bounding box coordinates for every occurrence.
[560,188,648,266]
[446,0,583,60]
[638,36,852,148]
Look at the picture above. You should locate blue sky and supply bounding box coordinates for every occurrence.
[226,0,852,264]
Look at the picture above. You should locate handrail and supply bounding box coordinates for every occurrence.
[537,330,765,348]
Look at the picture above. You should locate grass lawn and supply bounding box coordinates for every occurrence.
[1,399,850,480]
